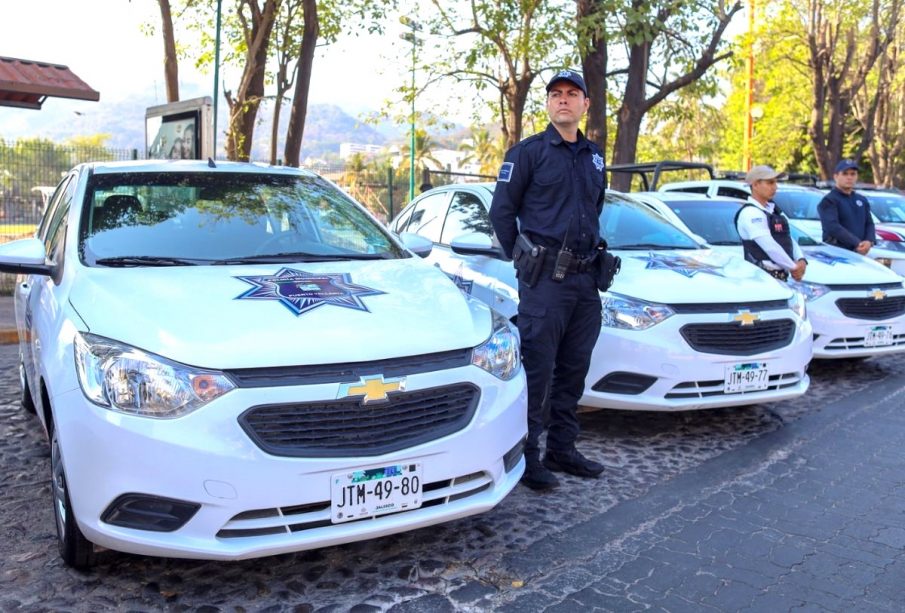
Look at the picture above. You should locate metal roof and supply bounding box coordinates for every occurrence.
[0,56,99,110]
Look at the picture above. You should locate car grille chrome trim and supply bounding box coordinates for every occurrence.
[834,296,905,320]
[223,349,473,388]
[824,334,905,351]
[665,371,803,399]
[825,282,903,291]
[215,471,492,538]
[239,383,480,458]
[666,299,788,314]
[679,319,796,355]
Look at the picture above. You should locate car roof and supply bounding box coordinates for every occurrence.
[80,159,320,178]
[637,190,744,204]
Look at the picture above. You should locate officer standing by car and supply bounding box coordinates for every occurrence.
[489,70,607,491]
[735,165,807,282]
[818,159,875,255]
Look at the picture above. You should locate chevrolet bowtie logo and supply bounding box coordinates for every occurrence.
[733,310,760,326]
[337,375,406,404]
[871,289,887,301]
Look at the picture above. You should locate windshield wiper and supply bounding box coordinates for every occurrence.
[705,240,741,246]
[95,255,207,267]
[612,243,699,250]
[213,251,392,265]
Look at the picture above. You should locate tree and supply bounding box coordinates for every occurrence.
[282,0,319,166]
[605,0,742,190]
[576,0,608,149]
[427,0,573,149]
[802,0,901,178]
[157,0,180,102]
[857,35,905,187]
[459,126,505,175]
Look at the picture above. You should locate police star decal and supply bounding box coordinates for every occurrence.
[234,267,385,316]
[808,250,852,266]
[633,252,726,278]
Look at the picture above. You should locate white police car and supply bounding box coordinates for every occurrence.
[633,191,905,359]
[390,183,812,412]
[658,179,905,275]
[0,160,526,569]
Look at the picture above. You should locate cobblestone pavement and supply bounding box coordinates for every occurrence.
[1,342,903,612]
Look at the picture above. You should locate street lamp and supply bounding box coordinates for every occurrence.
[399,16,421,201]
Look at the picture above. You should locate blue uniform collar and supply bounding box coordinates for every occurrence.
[544,123,589,150]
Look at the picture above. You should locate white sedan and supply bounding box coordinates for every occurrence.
[0,160,526,568]
[633,191,905,359]
[390,183,813,412]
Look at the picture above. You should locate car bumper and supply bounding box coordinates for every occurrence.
[53,368,527,561]
[580,313,813,411]
[809,297,905,358]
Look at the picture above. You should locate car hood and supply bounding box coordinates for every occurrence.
[69,259,489,368]
[799,243,904,284]
[609,248,792,303]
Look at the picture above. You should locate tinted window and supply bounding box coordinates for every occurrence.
[663,186,709,195]
[404,192,449,243]
[602,193,700,249]
[664,200,742,245]
[864,193,905,223]
[79,172,405,265]
[440,191,491,244]
[716,186,749,199]
[772,189,823,219]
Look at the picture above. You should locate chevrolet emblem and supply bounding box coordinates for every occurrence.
[337,375,406,404]
[733,310,760,326]
[871,289,887,301]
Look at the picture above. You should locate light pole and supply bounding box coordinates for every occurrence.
[399,17,421,201]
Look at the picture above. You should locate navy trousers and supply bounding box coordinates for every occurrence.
[516,270,602,456]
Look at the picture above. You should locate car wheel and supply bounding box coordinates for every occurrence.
[18,361,36,414]
[50,425,97,569]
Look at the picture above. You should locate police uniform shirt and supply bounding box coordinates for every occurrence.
[489,123,607,259]
[736,197,803,271]
[818,187,875,249]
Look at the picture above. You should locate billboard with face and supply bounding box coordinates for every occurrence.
[145,97,212,160]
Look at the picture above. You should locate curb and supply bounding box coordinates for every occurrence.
[0,329,18,345]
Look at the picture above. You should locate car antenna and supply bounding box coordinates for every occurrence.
[208,158,217,168]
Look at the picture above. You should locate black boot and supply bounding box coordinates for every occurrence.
[521,453,559,490]
[543,447,605,478]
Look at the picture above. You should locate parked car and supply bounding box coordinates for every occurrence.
[389,183,813,412]
[0,160,527,569]
[632,191,905,359]
[658,179,905,275]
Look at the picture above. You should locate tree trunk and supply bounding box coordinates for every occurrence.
[284,0,318,167]
[502,76,531,149]
[577,0,607,151]
[158,0,179,102]
[610,41,649,191]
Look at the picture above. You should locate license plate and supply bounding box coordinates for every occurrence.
[724,362,769,393]
[331,463,422,523]
[865,326,893,347]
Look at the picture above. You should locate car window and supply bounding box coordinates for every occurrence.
[38,174,74,243]
[440,191,492,244]
[404,192,449,243]
[863,193,905,223]
[43,174,77,256]
[393,205,415,233]
[772,189,823,219]
[665,200,742,245]
[78,172,406,264]
[716,186,749,199]
[665,185,709,195]
[602,193,700,249]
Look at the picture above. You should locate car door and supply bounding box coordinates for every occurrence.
[18,172,76,395]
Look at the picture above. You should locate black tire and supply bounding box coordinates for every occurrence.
[50,426,97,569]
[19,361,36,414]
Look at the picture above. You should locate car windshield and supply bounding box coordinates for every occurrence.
[863,192,905,223]
[663,199,820,247]
[602,192,701,249]
[79,172,404,266]
[771,188,824,220]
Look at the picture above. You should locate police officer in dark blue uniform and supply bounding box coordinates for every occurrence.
[489,70,607,491]
[818,159,875,256]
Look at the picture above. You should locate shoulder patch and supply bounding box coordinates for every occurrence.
[497,162,514,183]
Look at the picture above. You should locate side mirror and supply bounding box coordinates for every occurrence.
[450,232,506,259]
[398,232,433,258]
[0,238,52,275]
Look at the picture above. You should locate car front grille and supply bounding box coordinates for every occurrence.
[835,296,905,320]
[216,471,492,538]
[823,333,905,352]
[665,371,804,399]
[239,383,480,458]
[667,299,789,314]
[679,319,796,355]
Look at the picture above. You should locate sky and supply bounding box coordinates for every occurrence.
[0,0,417,139]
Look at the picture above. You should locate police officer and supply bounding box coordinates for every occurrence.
[735,165,807,282]
[818,159,875,255]
[489,70,607,491]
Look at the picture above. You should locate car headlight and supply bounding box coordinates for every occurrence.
[472,310,520,380]
[787,290,807,320]
[873,256,893,268]
[74,332,235,418]
[601,293,674,330]
[787,280,831,302]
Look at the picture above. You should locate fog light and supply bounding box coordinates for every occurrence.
[592,372,657,394]
[101,494,200,532]
[503,437,525,473]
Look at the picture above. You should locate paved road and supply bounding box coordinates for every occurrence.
[1,341,903,612]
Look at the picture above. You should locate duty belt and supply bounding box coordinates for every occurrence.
[542,251,598,275]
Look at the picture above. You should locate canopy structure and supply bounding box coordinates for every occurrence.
[0,56,99,110]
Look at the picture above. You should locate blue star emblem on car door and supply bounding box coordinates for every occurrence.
[234,267,385,316]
